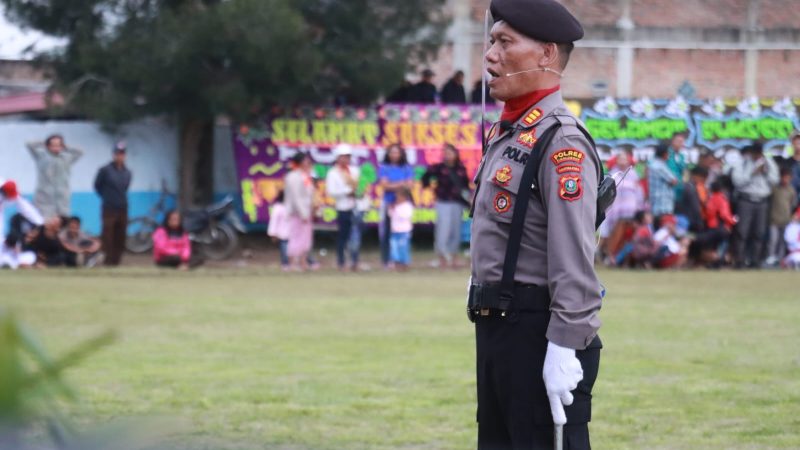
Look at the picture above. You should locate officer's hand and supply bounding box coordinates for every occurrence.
[543,341,583,425]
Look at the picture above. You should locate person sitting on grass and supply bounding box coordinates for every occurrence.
[783,207,800,269]
[59,216,103,267]
[27,216,69,268]
[153,210,191,270]
[652,214,689,269]
[388,187,414,272]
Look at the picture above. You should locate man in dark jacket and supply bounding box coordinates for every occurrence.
[440,70,467,104]
[676,166,709,233]
[409,69,437,103]
[94,142,132,266]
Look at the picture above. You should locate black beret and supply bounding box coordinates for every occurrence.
[490,0,584,44]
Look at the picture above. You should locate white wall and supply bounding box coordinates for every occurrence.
[0,118,179,193]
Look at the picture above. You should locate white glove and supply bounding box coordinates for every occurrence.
[543,341,583,425]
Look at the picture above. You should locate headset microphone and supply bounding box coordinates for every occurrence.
[504,67,564,78]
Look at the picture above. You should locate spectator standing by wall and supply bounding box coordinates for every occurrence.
[409,69,437,103]
[731,142,779,268]
[421,144,470,268]
[440,70,467,104]
[386,79,412,103]
[378,144,414,269]
[765,168,798,266]
[325,144,361,271]
[94,143,132,267]
[388,188,414,271]
[152,210,191,270]
[470,79,496,105]
[667,133,688,203]
[284,153,316,271]
[26,134,83,218]
[648,145,679,221]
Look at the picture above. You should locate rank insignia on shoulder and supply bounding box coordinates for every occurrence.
[494,164,513,187]
[559,175,583,202]
[556,165,582,174]
[516,129,537,149]
[551,148,585,165]
[522,108,543,126]
[494,191,512,213]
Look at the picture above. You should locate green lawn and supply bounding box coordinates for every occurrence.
[2,268,799,449]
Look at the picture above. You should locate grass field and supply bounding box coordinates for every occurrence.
[2,267,799,449]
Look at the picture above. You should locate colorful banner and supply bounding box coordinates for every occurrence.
[232,104,501,225]
[232,98,800,226]
[582,96,800,152]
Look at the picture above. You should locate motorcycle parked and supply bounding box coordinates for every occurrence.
[126,185,246,260]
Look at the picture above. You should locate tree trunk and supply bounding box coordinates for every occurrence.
[178,117,215,208]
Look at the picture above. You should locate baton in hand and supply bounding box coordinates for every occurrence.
[554,424,563,450]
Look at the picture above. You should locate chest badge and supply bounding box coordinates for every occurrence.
[494,192,512,213]
[516,129,537,149]
[559,175,583,202]
[494,164,513,187]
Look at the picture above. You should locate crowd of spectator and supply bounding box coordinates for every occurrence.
[0,134,135,270]
[5,129,800,273]
[600,132,800,270]
[387,69,494,105]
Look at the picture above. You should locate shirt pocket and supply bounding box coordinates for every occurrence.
[481,156,527,224]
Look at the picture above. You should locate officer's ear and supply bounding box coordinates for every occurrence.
[538,42,559,68]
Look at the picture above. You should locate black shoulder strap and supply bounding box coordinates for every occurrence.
[499,123,561,300]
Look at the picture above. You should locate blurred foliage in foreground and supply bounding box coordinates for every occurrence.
[0,309,172,450]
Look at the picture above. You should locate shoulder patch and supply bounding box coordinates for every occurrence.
[559,175,583,202]
[556,165,582,174]
[516,129,537,149]
[494,191,512,213]
[522,108,543,126]
[551,148,585,165]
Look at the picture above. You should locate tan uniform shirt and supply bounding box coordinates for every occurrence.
[470,90,602,350]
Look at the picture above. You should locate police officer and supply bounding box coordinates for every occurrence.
[468,0,603,448]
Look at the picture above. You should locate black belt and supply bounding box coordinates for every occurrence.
[468,283,550,320]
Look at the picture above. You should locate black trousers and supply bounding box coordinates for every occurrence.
[101,207,128,266]
[476,311,602,450]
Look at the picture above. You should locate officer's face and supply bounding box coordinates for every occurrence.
[485,21,556,101]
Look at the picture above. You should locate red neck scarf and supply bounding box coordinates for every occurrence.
[500,85,560,123]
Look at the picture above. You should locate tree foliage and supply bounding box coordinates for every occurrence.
[1,0,447,123]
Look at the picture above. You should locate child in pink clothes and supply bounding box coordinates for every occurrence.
[388,188,414,271]
[267,191,291,270]
[153,210,191,270]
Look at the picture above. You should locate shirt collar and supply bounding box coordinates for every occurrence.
[500,85,560,124]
